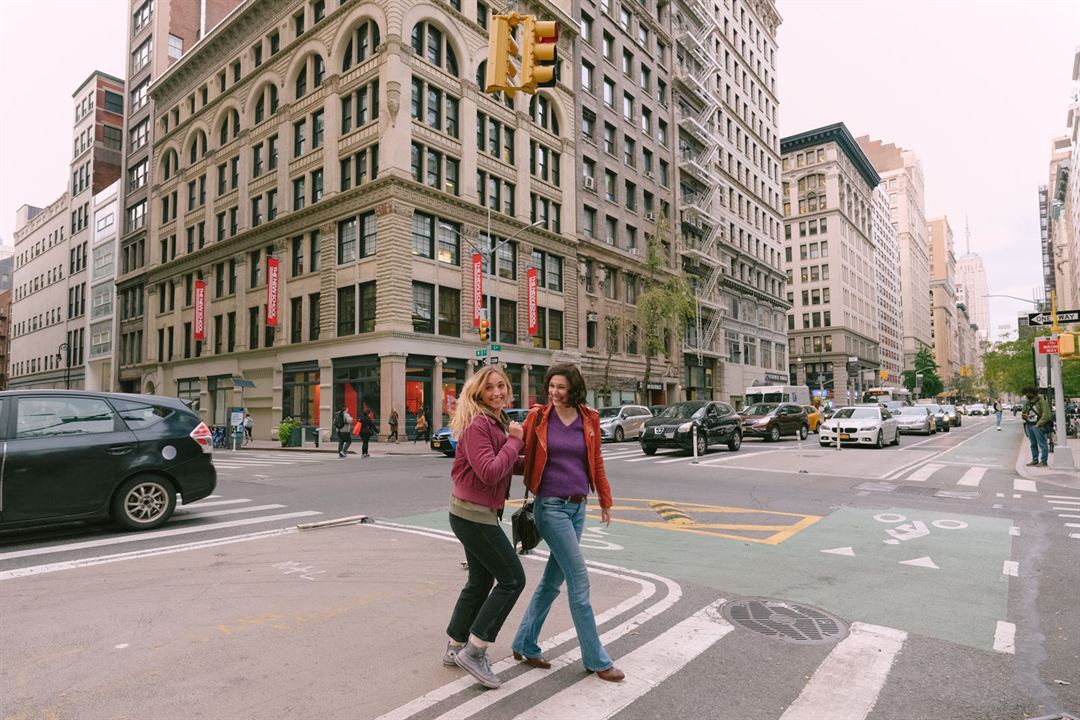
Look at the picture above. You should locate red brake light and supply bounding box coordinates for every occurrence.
[190,422,213,452]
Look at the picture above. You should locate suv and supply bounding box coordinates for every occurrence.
[431,408,530,457]
[0,390,217,531]
[739,403,810,441]
[598,405,653,442]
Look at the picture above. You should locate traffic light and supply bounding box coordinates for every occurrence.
[915,373,924,392]
[1060,332,1078,358]
[520,16,558,91]
[485,14,520,95]
[479,319,490,342]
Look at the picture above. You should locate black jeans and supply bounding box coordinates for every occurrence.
[337,431,352,455]
[360,435,370,455]
[447,513,526,644]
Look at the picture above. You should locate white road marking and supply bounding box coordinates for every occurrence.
[656,457,688,464]
[624,456,658,463]
[956,467,987,487]
[1064,523,1080,528]
[175,504,287,519]
[1070,534,1080,539]
[996,493,1005,498]
[1013,494,1022,499]
[1044,494,1080,500]
[780,623,907,720]
[1045,499,1080,505]
[993,504,1004,509]
[1009,526,1021,536]
[183,498,252,508]
[0,527,300,580]
[1014,479,1038,493]
[898,556,939,569]
[509,601,733,720]
[0,511,321,561]
[1060,514,1080,519]
[821,547,856,556]
[993,621,1016,654]
[1003,561,1019,577]
[905,463,944,482]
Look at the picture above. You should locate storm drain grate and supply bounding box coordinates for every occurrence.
[895,485,941,496]
[721,598,848,645]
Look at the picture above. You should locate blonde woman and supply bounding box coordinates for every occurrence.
[442,365,526,689]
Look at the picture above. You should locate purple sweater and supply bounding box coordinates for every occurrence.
[450,413,524,509]
[538,413,589,498]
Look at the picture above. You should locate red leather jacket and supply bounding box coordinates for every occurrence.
[520,404,612,509]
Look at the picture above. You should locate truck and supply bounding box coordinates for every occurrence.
[744,384,812,406]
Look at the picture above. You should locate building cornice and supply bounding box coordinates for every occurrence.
[781,123,880,190]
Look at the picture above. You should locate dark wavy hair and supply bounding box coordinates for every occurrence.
[544,363,587,407]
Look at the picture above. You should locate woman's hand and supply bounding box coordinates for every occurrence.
[508,421,524,440]
[601,508,611,526]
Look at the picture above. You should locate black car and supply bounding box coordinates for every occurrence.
[0,390,217,531]
[639,400,742,455]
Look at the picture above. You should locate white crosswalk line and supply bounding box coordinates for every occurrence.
[904,463,944,482]
[956,467,986,487]
[1070,534,1080,540]
[780,623,907,720]
[993,621,1016,654]
[1058,514,1080,519]
[624,455,658,463]
[656,456,688,464]
[1013,478,1038,493]
[183,498,252,508]
[602,451,642,460]
[176,504,286,519]
[1044,494,1080,500]
[1046,499,1080,505]
[1003,561,1019,577]
[510,601,733,720]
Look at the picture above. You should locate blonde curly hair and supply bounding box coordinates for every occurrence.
[449,365,513,439]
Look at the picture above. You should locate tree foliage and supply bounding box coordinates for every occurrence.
[902,346,944,398]
[983,332,1080,397]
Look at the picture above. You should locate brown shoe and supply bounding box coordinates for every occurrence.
[595,666,625,682]
[512,651,551,669]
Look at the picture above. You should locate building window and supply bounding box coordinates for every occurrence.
[412,282,435,333]
[342,19,381,71]
[337,285,356,336]
[411,22,459,75]
[438,287,460,337]
[359,281,376,333]
[168,34,183,60]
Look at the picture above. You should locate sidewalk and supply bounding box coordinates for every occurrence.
[1014,433,1080,489]
[233,437,443,457]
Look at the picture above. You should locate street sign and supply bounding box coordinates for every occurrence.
[1027,309,1080,326]
[475,349,488,357]
[490,344,502,351]
[1037,338,1059,355]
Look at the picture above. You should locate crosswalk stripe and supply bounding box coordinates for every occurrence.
[956,467,986,487]
[904,463,944,482]
[176,504,286,519]
[1044,494,1080,500]
[511,601,733,720]
[656,457,688,464]
[603,451,642,460]
[1013,479,1038,493]
[780,623,907,720]
[0,511,322,561]
[1003,561,1019,577]
[624,456,657,463]
[1046,499,1080,505]
[993,621,1016,654]
[183,498,252,508]
[1059,514,1080,519]
[1070,534,1080,540]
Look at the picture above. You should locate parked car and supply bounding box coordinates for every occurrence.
[598,404,654,442]
[739,403,809,441]
[639,400,742,455]
[802,405,823,433]
[430,408,529,457]
[940,404,961,427]
[0,390,217,531]
[650,404,668,417]
[818,405,900,448]
[892,405,936,435]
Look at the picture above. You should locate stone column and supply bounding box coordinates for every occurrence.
[319,358,333,444]
[380,351,408,440]
[433,356,446,428]
[521,364,531,408]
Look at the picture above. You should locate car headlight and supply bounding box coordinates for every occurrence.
[753,419,770,426]
[678,422,693,433]
[866,425,879,431]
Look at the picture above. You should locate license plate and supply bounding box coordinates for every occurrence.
[432,440,442,448]
[840,433,850,440]
[665,430,675,439]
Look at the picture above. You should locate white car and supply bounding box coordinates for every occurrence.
[892,406,936,435]
[819,405,900,448]
[598,404,654,442]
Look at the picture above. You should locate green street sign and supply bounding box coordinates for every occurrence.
[475,349,488,357]
[490,344,502,351]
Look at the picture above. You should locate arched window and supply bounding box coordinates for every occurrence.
[411,22,458,75]
[218,108,240,146]
[162,149,178,180]
[188,130,207,164]
[254,84,279,124]
[342,19,381,71]
[295,54,326,99]
[529,95,559,135]
[475,61,514,109]
[295,66,308,98]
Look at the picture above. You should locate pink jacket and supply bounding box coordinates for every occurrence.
[450,413,525,509]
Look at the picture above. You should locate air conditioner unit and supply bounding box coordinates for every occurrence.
[628,246,639,255]
[645,171,654,179]
[583,176,596,190]
[644,213,656,222]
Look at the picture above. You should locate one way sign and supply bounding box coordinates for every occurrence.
[1027,309,1080,326]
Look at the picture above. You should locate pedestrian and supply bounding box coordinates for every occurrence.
[359,412,375,458]
[993,398,1003,430]
[388,409,400,443]
[443,366,526,689]
[414,410,429,444]
[334,408,353,458]
[1021,386,1051,467]
[243,413,254,445]
[511,363,625,683]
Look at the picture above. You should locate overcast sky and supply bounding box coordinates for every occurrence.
[1,0,1077,338]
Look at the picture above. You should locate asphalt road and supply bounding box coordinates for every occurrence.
[2,414,1078,719]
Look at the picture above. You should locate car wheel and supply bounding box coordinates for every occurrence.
[642,445,657,456]
[727,431,742,451]
[112,474,176,531]
[614,426,625,443]
[799,424,808,441]
[444,451,455,458]
[891,429,900,446]
[768,425,781,442]
[876,431,884,449]
[695,431,708,456]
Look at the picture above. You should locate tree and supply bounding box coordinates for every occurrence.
[984,331,1080,397]
[636,209,695,404]
[902,346,944,398]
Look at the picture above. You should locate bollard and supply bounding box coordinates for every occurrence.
[691,424,699,464]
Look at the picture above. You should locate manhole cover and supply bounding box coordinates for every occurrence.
[721,598,848,644]
[895,485,940,496]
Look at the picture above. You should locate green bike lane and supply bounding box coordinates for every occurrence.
[397,425,1024,654]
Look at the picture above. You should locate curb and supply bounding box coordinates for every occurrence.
[1014,438,1080,490]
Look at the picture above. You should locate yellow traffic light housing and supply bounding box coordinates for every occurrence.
[1060,332,1078,358]
[520,17,558,92]
[479,319,490,342]
[485,14,520,95]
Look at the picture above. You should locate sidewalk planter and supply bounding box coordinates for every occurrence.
[278,418,303,447]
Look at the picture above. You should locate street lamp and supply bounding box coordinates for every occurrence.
[56,342,71,390]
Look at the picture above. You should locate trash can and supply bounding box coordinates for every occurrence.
[287,426,302,447]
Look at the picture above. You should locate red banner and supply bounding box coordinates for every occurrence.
[193,280,206,340]
[527,267,538,335]
[472,253,483,327]
[266,256,279,327]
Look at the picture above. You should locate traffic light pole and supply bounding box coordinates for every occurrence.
[469,219,543,362]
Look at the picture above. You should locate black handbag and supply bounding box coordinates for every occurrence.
[511,491,541,555]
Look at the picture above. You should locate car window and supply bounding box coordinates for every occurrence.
[743,403,777,416]
[881,409,892,419]
[110,398,174,430]
[599,407,620,419]
[16,396,118,438]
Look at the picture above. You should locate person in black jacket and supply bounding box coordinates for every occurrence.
[359,412,376,458]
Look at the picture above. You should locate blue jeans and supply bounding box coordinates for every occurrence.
[995,411,1003,428]
[512,497,613,672]
[1026,423,1048,463]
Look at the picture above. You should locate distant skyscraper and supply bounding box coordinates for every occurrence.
[955,223,989,344]
[872,185,903,385]
[927,217,958,380]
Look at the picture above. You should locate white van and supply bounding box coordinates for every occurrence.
[744,385,811,406]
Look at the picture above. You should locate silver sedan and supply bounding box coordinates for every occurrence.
[892,406,935,435]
